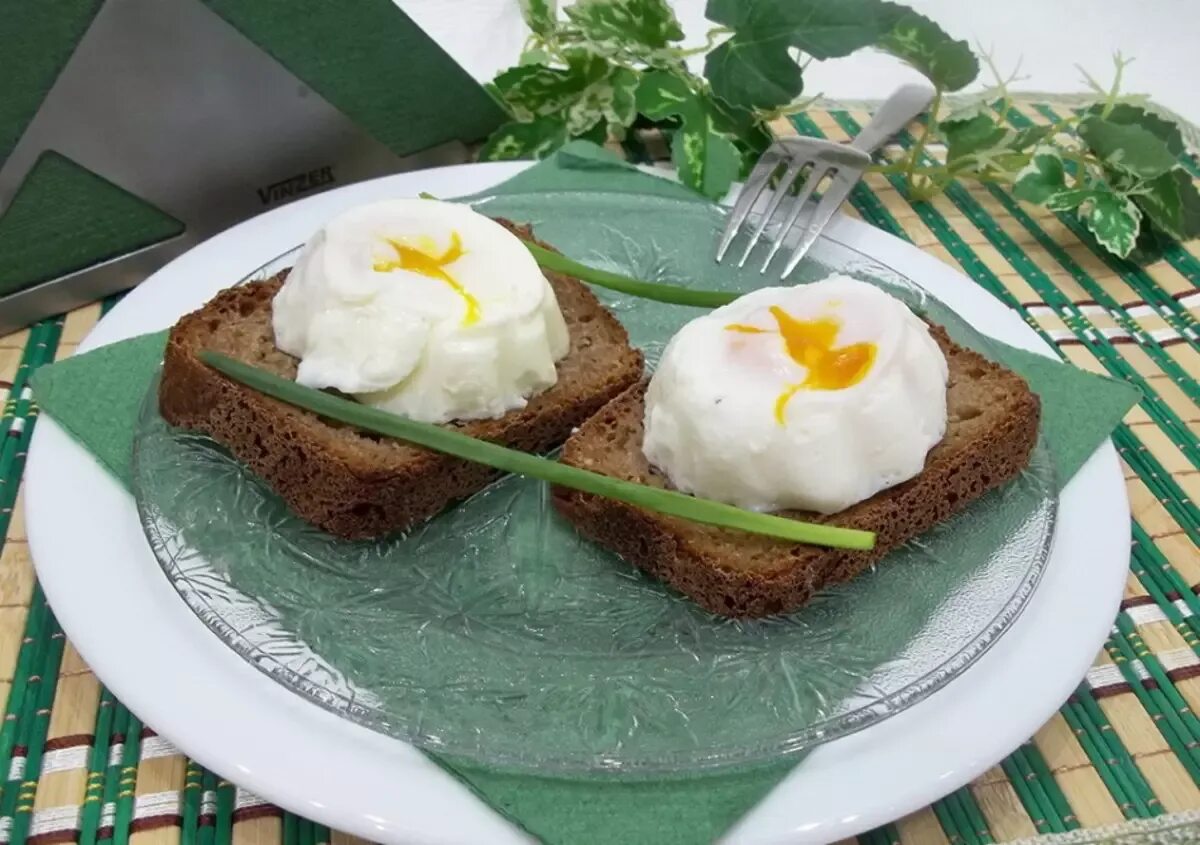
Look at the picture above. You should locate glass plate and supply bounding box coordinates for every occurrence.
[133,190,1056,775]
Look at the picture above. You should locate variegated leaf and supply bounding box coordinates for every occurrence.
[478,117,568,161]
[1012,146,1067,204]
[635,69,699,122]
[564,66,640,137]
[565,81,611,136]
[1086,103,1186,156]
[565,0,684,50]
[605,66,640,130]
[492,51,607,121]
[518,0,557,37]
[877,4,977,91]
[636,70,739,198]
[1044,189,1094,213]
[1081,189,1141,258]
[674,116,741,200]
[1078,116,1179,179]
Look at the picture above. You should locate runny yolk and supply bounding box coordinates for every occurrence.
[726,305,876,424]
[373,231,482,326]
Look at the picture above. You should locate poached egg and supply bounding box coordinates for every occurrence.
[642,276,949,514]
[272,199,569,424]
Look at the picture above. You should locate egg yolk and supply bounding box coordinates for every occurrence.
[727,305,876,424]
[373,231,482,326]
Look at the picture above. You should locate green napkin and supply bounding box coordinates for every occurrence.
[31,148,1140,845]
[0,0,505,295]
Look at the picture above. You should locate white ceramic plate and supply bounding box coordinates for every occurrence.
[24,162,1130,844]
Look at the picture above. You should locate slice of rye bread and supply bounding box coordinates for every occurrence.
[160,220,643,540]
[552,325,1041,618]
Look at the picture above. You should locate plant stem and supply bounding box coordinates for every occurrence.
[674,26,733,58]
[869,162,951,177]
[1103,52,1132,117]
[977,45,1021,115]
[904,87,942,195]
[1076,63,1108,99]
[759,92,824,121]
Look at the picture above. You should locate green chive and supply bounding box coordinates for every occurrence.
[523,241,738,308]
[198,351,876,551]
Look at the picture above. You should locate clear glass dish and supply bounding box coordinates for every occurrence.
[133,190,1056,775]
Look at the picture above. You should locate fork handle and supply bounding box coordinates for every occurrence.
[849,84,935,153]
[766,83,935,148]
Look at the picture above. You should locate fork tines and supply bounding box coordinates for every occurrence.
[716,137,872,279]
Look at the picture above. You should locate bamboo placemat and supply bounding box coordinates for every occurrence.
[1,102,1198,844]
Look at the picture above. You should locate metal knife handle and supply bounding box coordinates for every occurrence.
[849,83,936,153]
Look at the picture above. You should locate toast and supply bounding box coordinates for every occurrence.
[552,325,1040,618]
[160,221,643,540]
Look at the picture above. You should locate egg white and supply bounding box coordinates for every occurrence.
[642,276,949,514]
[273,199,570,423]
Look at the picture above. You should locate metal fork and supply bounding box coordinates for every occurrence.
[716,84,935,279]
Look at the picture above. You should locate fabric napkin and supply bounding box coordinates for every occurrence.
[31,146,1140,845]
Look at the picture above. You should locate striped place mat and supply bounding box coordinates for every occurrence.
[1,102,1198,845]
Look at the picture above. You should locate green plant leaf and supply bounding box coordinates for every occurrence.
[704,0,740,23]
[565,0,684,51]
[1087,103,1186,156]
[706,34,803,112]
[574,120,609,146]
[942,114,1006,161]
[709,93,773,154]
[1011,124,1054,151]
[1081,189,1141,258]
[518,0,557,37]
[1174,172,1200,237]
[478,116,568,161]
[704,0,893,111]
[1013,146,1067,204]
[706,0,889,59]
[940,101,986,126]
[636,70,740,198]
[636,69,701,121]
[1135,169,1200,240]
[1078,116,1179,179]
[519,47,552,66]
[200,352,875,550]
[492,51,608,121]
[941,105,1048,147]
[876,4,978,91]
[941,117,1051,179]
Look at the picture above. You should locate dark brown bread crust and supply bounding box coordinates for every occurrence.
[160,221,643,540]
[552,326,1041,618]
